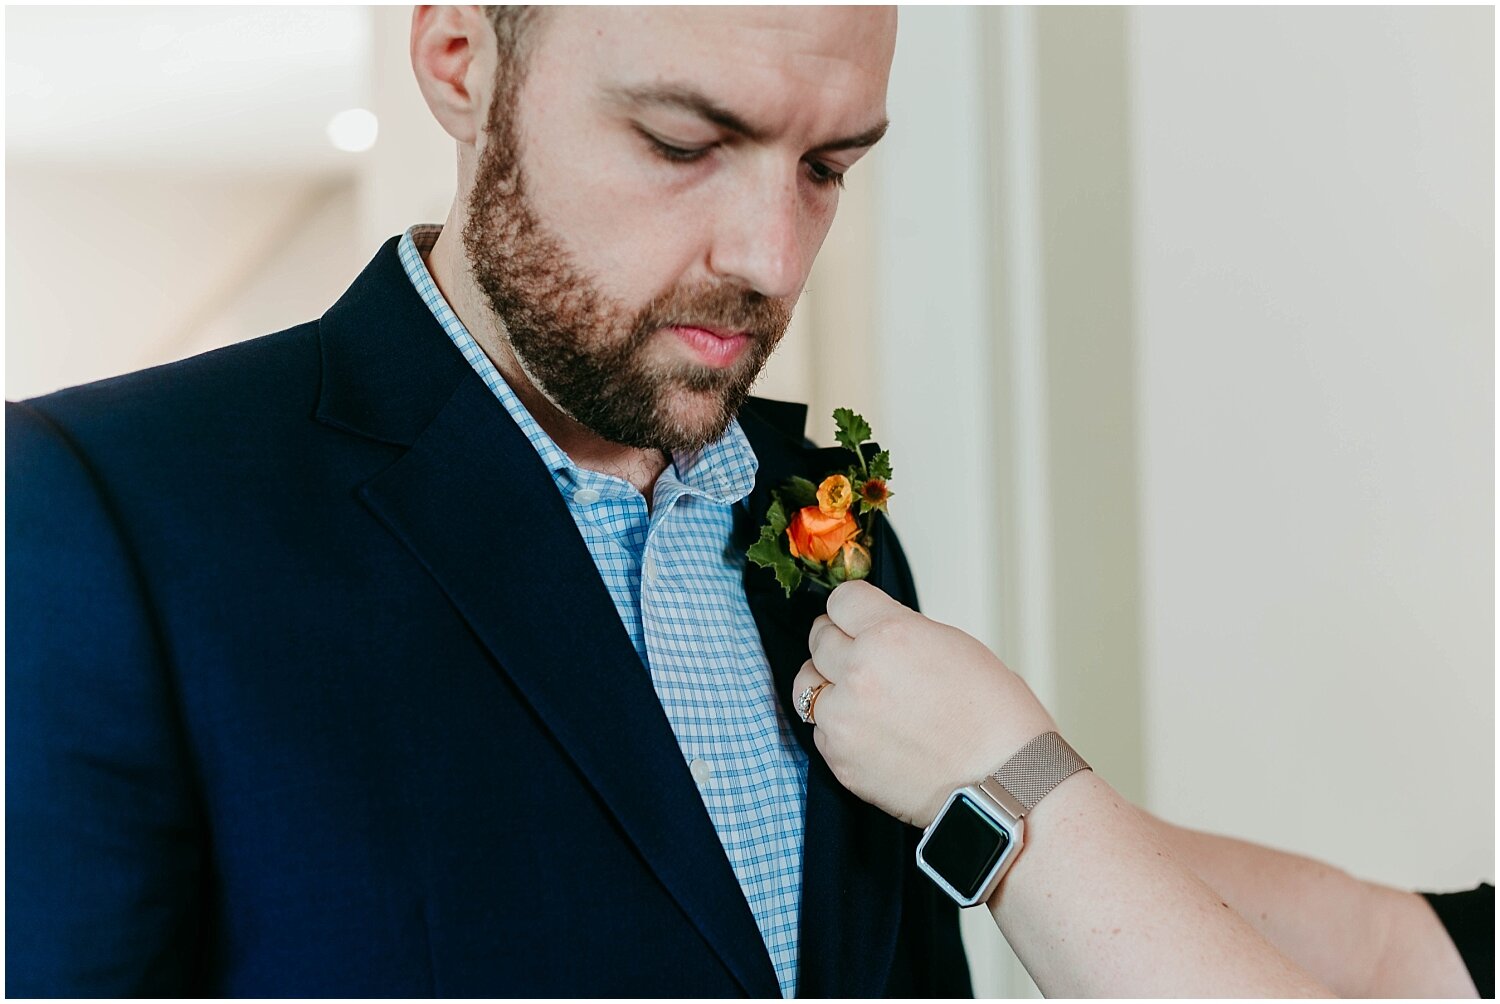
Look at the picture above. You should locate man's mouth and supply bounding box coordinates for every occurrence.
[666,325,753,369]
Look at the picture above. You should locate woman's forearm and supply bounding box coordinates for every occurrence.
[984,770,1332,998]
[1144,814,1478,997]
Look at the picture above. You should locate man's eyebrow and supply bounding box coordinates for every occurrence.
[607,83,890,153]
[811,119,889,154]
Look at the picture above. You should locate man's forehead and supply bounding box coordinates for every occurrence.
[532,7,896,138]
[545,5,897,56]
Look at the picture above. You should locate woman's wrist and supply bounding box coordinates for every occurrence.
[917,715,1061,828]
[982,767,1122,909]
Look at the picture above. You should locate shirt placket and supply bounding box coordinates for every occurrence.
[641,484,730,777]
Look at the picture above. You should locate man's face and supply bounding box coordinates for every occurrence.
[462,7,896,453]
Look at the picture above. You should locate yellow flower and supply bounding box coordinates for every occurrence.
[816,474,853,519]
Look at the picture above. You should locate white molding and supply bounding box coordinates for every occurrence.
[869,6,1037,997]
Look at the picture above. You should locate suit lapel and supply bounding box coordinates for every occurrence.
[738,403,907,999]
[319,243,780,997]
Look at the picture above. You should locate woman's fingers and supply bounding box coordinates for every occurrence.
[825,579,907,637]
[792,659,839,727]
[807,614,854,682]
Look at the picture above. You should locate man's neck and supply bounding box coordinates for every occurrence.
[426,221,671,501]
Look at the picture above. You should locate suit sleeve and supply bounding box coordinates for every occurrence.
[871,510,921,613]
[6,401,207,995]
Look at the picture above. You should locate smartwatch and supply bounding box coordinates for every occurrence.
[916,731,1090,907]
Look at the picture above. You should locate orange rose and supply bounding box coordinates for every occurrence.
[786,505,860,563]
[816,474,853,519]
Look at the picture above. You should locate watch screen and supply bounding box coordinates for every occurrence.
[924,794,1010,901]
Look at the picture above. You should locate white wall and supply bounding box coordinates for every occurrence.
[1130,7,1493,890]
[868,8,1018,995]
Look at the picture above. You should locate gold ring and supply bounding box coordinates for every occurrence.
[796,681,832,726]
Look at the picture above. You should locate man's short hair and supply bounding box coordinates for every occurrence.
[484,6,547,80]
[481,5,548,143]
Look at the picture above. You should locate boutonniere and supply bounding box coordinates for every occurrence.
[748,408,893,598]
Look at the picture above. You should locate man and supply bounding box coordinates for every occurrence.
[7,6,971,997]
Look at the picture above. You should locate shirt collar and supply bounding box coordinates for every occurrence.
[397,225,758,507]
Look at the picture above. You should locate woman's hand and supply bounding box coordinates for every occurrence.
[793,580,1056,827]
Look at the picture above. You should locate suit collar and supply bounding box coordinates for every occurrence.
[315,237,473,447]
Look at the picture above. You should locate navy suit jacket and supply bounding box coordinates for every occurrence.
[7,238,972,997]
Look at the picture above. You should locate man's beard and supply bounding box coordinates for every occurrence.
[461,102,793,454]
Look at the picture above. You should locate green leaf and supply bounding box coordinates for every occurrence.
[868,450,893,482]
[772,561,803,596]
[746,497,801,597]
[781,476,818,510]
[765,497,789,535]
[746,532,780,568]
[748,535,802,597]
[833,408,872,457]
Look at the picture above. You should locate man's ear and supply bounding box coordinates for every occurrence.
[410,5,495,146]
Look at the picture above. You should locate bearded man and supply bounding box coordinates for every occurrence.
[7,6,971,997]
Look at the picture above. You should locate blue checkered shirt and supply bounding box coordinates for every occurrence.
[399,227,808,996]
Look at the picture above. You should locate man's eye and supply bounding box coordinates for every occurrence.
[806,160,846,189]
[639,129,712,164]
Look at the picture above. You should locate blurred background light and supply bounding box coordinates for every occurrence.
[327,108,378,153]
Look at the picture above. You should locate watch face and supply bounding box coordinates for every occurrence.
[922,793,1011,902]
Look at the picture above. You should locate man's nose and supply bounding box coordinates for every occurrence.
[707,165,807,301]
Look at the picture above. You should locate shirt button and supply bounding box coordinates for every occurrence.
[573,488,600,505]
[689,759,714,786]
[643,553,660,585]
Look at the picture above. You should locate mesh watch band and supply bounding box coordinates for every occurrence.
[988,731,1090,816]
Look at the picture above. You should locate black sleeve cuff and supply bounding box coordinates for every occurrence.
[1423,883,1495,999]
